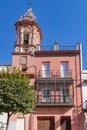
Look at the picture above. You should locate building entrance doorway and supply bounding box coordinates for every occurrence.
[60,116,71,130]
[37,117,55,130]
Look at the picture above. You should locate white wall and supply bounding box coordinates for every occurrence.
[0,113,7,123]
[82,70,87,108]
[0,66,7,71]
[0,113,7,130]
[82,70,87,130]
[9,122,17,130]
[16,118,24,130]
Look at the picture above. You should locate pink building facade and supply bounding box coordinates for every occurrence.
[2,7,84,130]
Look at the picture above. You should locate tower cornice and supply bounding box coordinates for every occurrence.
[15,21,42,41]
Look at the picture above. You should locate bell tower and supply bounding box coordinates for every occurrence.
[14,7,42,55]
[12,7,42,72]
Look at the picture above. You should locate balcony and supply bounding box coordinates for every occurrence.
[56,69,72,79]
[37,70,54,79]
[36,77,74,107]
[36,95,74,107]
[37,69,72,80]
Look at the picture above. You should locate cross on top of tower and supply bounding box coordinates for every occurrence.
[27,2,32,9]
[19,2,36,21]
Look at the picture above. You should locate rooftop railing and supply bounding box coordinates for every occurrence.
[36,44,80,51]
[36,43,81,51]
[36,45,76,51]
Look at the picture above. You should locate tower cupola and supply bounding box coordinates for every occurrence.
[14,7,42,54]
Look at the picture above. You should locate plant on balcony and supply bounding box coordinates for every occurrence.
[0,67,35,130]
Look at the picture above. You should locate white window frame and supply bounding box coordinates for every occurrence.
[42,88,50,102]
[20,56,27,65]
[42,62,50,78]
[60,87,70,103]
[61,62,69,78]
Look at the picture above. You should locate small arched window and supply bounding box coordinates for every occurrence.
[23,33,29,45]
[23,30,29,45]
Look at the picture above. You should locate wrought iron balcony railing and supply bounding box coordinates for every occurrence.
[36,95,74,105]
[56,69,72,78]
[38,70,54,79]
[37,69,72,79]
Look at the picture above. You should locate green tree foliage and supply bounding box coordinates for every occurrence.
[0,68,35,130]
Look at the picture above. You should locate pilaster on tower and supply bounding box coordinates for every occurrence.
[14,7,42,54]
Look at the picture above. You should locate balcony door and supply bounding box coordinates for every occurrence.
[42,63,50,78]
[61,62,69,77]
[60,87,69,103]
[42,88,50,102]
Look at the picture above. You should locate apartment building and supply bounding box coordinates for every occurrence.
[82,70,87,130]
[0,7,84,130]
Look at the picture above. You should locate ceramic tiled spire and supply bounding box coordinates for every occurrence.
[19,7,36,22]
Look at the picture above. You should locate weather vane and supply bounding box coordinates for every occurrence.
[27,2,32,9]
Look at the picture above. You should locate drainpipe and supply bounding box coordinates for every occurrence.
[76,43,83,130]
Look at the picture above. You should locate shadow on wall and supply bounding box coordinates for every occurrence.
[55,105,83,130]
[72,105,83,130]
[84,112,87,130]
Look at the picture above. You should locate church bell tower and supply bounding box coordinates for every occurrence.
[12,7,42,72]
[14,7,42,55]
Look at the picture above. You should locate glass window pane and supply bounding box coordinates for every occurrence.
[61,62,69,77]
[21,56,27,64]
[42,63,50,77]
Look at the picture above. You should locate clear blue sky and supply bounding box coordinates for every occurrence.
[0,0,87,70]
